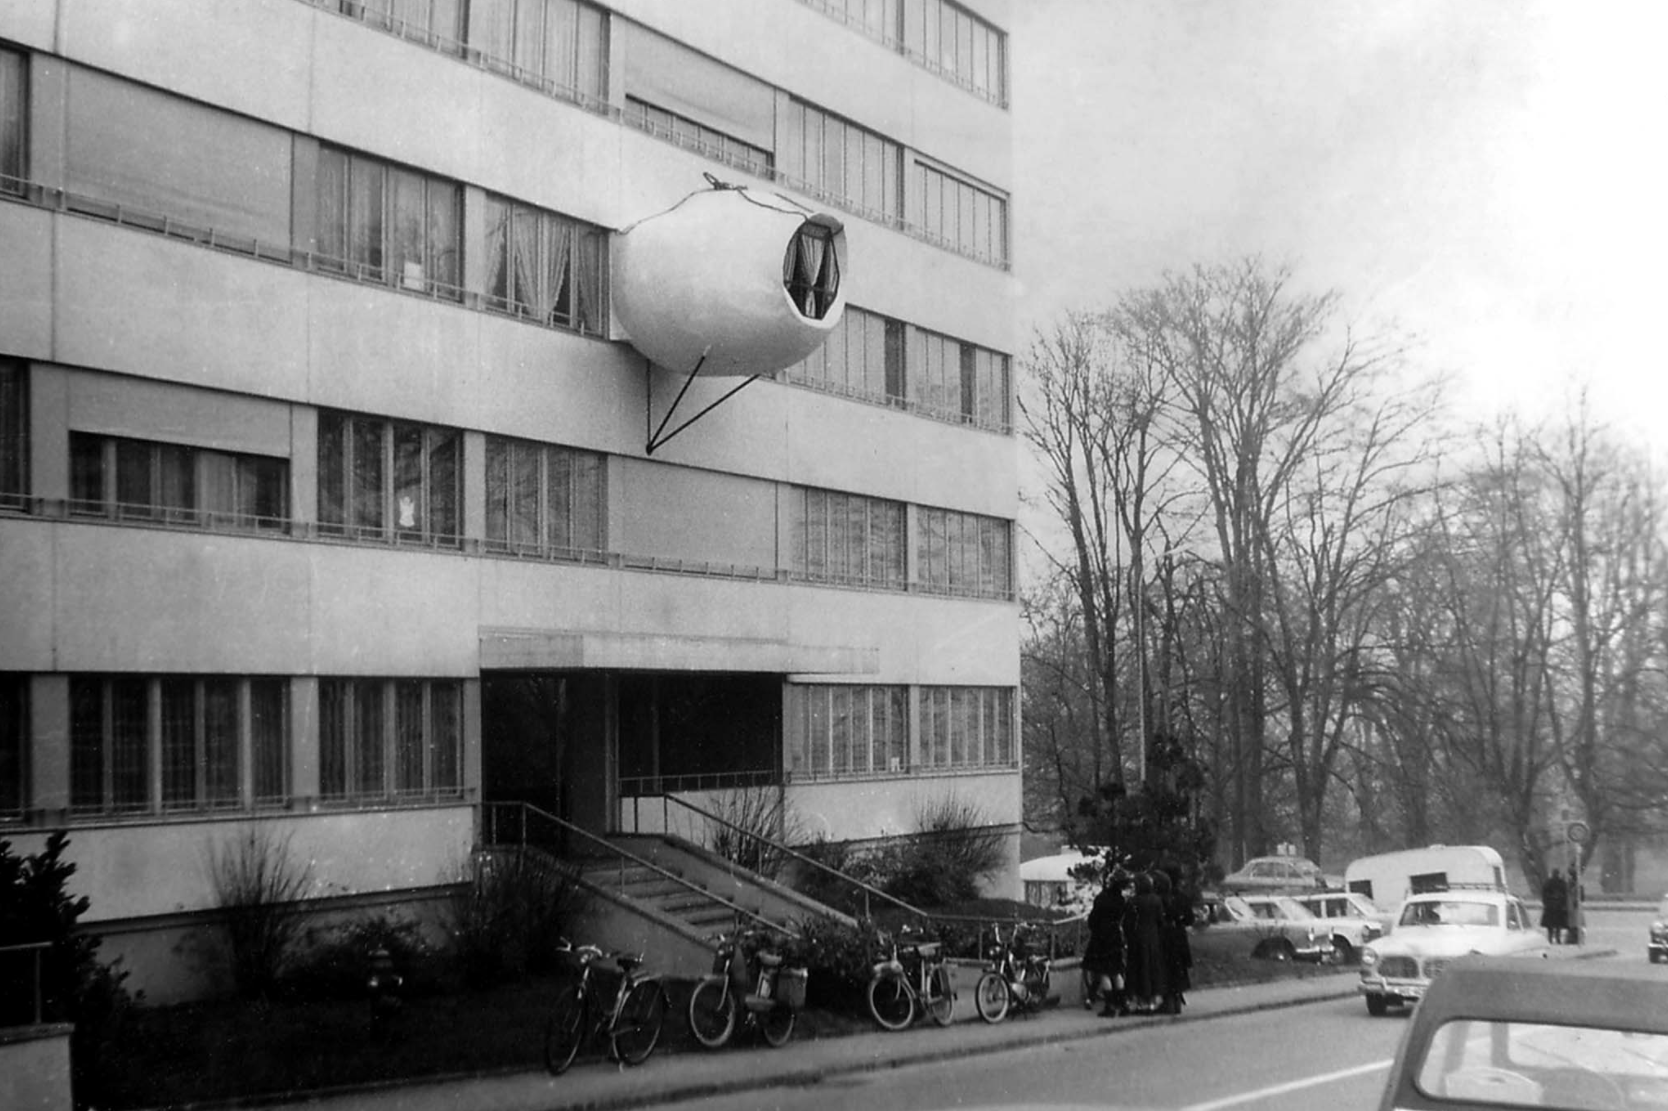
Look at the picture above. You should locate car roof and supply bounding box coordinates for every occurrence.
[1416,957,1668,1032]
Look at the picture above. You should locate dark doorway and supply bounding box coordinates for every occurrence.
[617,673,780,794]
[481,673,612,837]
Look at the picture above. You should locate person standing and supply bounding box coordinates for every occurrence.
[1083,866,1128,1017]
[1540,869,1568,944]
[1122,871,1169,1014]
[1157,868,1194,1014]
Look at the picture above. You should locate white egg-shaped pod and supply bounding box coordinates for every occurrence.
[612,185,847,376]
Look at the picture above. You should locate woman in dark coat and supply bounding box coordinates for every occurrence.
[1156,868,1193,1014]
[1540,870,1568,944]
[1121,871,1169,1013]
[1082,869,1128,1017]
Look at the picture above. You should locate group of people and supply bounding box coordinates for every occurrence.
[1081,864,1193,1017]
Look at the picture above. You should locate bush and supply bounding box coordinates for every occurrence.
[284,910,438,1001]
[784,914,886,1014]
[872,795,1007,908]
[704,785,801,881]
[207,824,314,999]
[446,849,586,986]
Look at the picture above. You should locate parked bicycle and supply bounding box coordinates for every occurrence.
[867,923,955,1030]
[543,938,669,1075]
[687,922,807,1050]
[973,920,1052,1023]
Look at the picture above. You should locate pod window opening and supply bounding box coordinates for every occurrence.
[783,221,840,320]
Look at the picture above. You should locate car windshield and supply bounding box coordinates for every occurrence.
[1400,899,1499,928]
[1270,897,1315,919]
[1416,1018,1668,1109]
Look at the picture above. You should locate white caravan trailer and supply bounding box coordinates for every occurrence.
[1344,845,1508,915]
[1020,849,1104,914]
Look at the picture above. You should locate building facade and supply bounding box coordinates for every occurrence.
[0,0,1018,1001]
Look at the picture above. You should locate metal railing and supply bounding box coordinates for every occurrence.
[478,800,793,939]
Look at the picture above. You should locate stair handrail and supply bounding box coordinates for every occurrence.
[659,794,932,924]
[479,801,797,940]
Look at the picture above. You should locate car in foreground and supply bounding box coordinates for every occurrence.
[1359,888,1547,1016]
[1191,892,1330,963]
[1377,956,1668,1111]
[1650,894,1668,963]
[1220,855,1330,892]
[1287,890,1385,964]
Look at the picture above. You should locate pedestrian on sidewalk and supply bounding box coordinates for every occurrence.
[1540,869,1568,944]
[1158,867,1193,1014]
[1123,870,1170,1014]
[1084,865,1129,1017]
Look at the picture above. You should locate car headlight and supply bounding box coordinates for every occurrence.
[1360,948,1379,969]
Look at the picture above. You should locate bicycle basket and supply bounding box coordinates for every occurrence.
[778,967,809,1011]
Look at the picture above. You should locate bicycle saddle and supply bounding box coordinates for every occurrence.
[612,951,645,972]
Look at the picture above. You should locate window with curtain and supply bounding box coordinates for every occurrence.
[482,194,609,336]
[915,162,1007,267]
[783,221,841,320]
[916,505,1011,599]
[68,432,288,530]
[69,675,288,814]
[782,308,906,406]
[319,678,462,801]
[484,435,606,557]
[64,66,292,248]
[791,684,907,778]
[779,100,901,224]
[904,0,1006,104]
[793,487,905,589]
[313,147,462,299]
[916,686,1014,770]
[907,327,1011,431]
[317,411,461,546]
[340,0,467,51]
[469,0,608,104]
[0,361,25,509]
[0,675,24,820]
[0,46,25,195]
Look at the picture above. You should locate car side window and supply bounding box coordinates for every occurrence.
[1506,901,1523,930]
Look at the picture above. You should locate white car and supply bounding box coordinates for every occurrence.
[1290,890,1385,964]
[1221,855,1329,892]
[1358,889,1549,1015]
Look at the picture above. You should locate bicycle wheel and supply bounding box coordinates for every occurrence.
[687,976,737,1050]
[760,1002,797,1048]
[543,985,586,1076]
[925,964,955,1026]
[973,970,1010,1024]
[611,979,667,1066]
[866,974,914,1031]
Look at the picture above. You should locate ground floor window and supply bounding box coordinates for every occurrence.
[0,675,24,819]
[792,684,908,778]
[69,675,288,814]
[319,678,462,803]
[918,686,1014,770]
[0,361,25,510]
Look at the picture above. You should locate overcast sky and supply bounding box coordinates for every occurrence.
[1008,0,1668,452]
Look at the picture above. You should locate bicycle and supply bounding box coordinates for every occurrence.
[543,939,669,1075]
[866,923,955,1030]
[687,923,807,1050]
[973,921,1052,1023]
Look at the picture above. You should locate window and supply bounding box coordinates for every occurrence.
[626,99,773,178]
[916,506,1011,598]
[910,328,1011,430]
[470,0,608,104]
[0,675,23,819]
[64,66,292,248]
[779,101,902,223]
[783,221,841,320]
[314,147,461,299]
[783,306,904,404]
[792,685,907,778]
[339,0,467,50]
[0,361,24,509]
[916,162,1007,266]
[906,0,1007,104]
[917,686,1014,770]
[319,678,462,802]
[481,195,609,335]
[793,487,906,589]
[484,436,606,556]
[819,0,903,43]
[69,676,288,814]
[0,46,24,195]
[69,433,288,530]
[317,411,461,546]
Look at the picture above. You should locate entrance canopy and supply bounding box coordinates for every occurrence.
[480,628,877,674]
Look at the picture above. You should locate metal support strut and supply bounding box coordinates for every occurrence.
[644,351,763,455]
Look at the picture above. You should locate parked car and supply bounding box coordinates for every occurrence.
[1190,892,1330,963]
[1288,890,1385,964]
[1649,894,1668,963]
[1359,888,1548,1016]
[1376,956,1668,1111]
[1220,855,1330,892]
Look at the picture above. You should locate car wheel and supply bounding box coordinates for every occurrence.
[1255,939,1296,962]
[1327,937,1354,966]
[1366,994,1388,1017]
[1650,951,1660,964]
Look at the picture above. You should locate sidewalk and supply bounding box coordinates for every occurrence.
[226,946,1618,1111]
[248,970,1364,1111]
